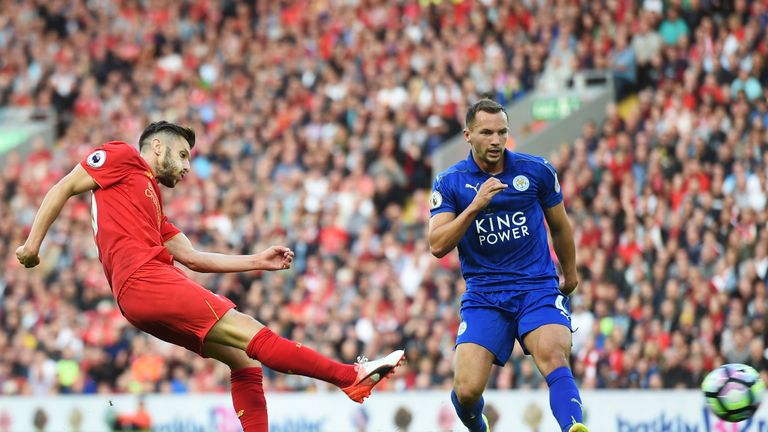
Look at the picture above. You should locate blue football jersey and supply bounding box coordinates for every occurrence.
[430,150,563,291]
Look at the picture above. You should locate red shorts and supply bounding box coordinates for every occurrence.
[117,259,236,355]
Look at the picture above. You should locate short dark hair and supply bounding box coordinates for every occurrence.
[138,121,195,150]
[465,99,508,129]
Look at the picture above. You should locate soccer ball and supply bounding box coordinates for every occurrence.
[702,363,765,422]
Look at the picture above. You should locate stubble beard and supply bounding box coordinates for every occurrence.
[156,150,180,188]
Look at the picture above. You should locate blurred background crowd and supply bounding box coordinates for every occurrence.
[1,0,768,399]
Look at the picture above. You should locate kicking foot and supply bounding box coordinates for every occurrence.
[341,350,405,403]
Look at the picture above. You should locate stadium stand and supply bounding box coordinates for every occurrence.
[0,0,767,401]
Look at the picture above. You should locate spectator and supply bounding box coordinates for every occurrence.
[609,30,637,100]
[659,7,690,46]
[538,33,575,92]
[632,12,663,90]
[731,67,763,101]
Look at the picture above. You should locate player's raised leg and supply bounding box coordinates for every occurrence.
[206,309,405,403]
[524,324,587,432]
[204,343,267,432]
[452,343,494,432]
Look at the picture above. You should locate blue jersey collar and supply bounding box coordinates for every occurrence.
[466,149,513,174]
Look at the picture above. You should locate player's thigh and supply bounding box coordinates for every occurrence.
[518,290,573,375]
[523,323,572,358]
[205,309,266,350]
[204,341,261,370]
[454,342,495,396]
[119,261,236,355]
[457,291,519,366]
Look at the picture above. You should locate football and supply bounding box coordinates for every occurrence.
[702,363,765,422]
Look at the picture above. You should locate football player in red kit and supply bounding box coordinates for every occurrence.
[16,121,405,432]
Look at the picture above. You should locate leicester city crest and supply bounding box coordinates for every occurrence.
[512,175,530,192]
[457,321,467,335]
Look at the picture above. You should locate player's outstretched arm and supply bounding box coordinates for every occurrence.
[428,177,507,258]
[164,232,294,273]
[16,164,99,268]
[543,202,578,295]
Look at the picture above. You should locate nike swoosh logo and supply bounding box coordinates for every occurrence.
[571,398,583,408]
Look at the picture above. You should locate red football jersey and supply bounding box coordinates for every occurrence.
[80,141,181,297]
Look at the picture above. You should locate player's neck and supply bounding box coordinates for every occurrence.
[474,155,504,175]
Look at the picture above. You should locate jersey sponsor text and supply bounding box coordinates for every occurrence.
[475,211,530,245]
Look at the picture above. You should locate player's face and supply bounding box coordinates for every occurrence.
[465,110,508,172]
[156,138,191,188]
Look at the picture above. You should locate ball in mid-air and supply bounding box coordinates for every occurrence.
[702,363,765,423]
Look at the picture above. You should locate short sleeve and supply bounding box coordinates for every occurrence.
[80,142,136,189]
[537,158,564,209]
[430,174,458,216]
[160,216,182,242]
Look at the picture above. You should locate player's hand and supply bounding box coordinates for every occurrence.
[470,177,508,212]
[560,276,579,296]
[257,245,295,271]
[16,245,41,268]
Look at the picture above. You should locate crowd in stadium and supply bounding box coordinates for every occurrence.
[1,0,767,399]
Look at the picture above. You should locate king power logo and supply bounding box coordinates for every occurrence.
[475,211,530,245]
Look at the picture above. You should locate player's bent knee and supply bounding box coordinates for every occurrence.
[535,347,571,374]
[207,310,266,350]
[204,342,261,370]
[454,382,484,406]
[528,325,572,371]
[221,351,261,370]
[227,356,261,371]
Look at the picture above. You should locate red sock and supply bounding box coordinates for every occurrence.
[246,327,357,388]
[231,367,268,432]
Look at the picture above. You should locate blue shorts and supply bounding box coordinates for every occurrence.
[455,288,572,366]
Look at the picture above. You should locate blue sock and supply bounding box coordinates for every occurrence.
[450,389,487,432]
[545,366,583,432]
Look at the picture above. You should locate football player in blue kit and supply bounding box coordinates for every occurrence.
[428,99,588,432]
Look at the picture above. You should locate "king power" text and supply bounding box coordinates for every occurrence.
[475,211,529,245]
